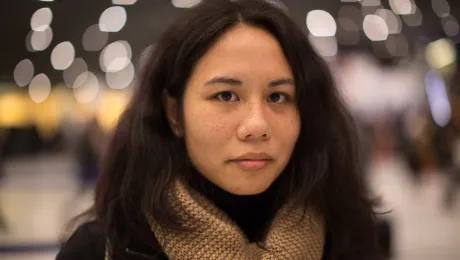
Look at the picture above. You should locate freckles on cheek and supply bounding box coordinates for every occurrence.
[188,110,232,140]
[205,118,231,137]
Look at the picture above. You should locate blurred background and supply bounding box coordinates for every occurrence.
[0,0,460,259]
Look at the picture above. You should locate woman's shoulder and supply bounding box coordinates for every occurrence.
[56,220,168,260]
[56,221,105,260]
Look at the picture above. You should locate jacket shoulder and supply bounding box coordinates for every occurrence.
[56,221,105,260]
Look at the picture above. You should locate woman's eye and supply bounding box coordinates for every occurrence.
[268,93,287,103]
[215,91,239,102]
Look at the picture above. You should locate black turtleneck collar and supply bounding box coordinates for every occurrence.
[187,168,282,242]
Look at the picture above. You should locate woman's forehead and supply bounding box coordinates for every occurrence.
[189,25,293,79]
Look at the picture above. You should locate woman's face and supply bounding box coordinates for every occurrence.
[172,25,300,195]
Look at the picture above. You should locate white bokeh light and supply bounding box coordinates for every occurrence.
[389,0,415,15]
[73,72,100,104]
[29,27,53,51]
[99,6,127,32]
[112,0,137,4]
[375,9,402,34]
[82,24,109,51]
[31,7,53,31]
[29,73,51,103]
[171,0,201,8]
[363,15,389,41]
[14,59,34,87]
[306,10,337,37]
[51,41,75,70]
[100,41,132,72]
[106,62,135,89]
[63,58,88,88]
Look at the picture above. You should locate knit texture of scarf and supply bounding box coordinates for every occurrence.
[149,181,325,260]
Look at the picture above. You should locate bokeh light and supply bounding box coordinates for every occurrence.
[112,0,137,4]
[306,10,337,37]
[171,0,201,8]
[82,24,109,51]
[424,71,452,127]
[30,7,53,31]
[29,73,51,104]
[99,6,127,32]
[389,0,416,15]
[308,35,338,58]
[63,58,88,88]
[375,9,402,35]
[363,14,389,41]
[51,41,75,70]
[100,40,132,72]
[432,0,451,18]
[105,62,135,89]
[401,7,423,27]
[360,0,381,6]
[442,15,460,37]
[14,59,35,87]
[425,38,456,69]
[73,72,100,104]
[28,27,53,51]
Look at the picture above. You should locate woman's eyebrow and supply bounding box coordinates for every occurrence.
[205,76,242,86]
[204,76,294,87]
[268,78,295,87]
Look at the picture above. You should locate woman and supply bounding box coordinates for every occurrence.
[57,0,383,259]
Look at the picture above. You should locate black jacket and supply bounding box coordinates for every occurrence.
[56,221,167,260]
[56,221,332,260]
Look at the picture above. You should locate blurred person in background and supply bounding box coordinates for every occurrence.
[56,0,385,259]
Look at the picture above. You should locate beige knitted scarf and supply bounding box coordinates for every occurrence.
[148,181,325,260]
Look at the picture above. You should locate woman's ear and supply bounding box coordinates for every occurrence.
[163,90,183,136]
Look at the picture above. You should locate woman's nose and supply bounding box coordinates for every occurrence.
[236,103,271,141]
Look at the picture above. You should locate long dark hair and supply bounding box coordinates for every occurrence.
[93,0,382,259]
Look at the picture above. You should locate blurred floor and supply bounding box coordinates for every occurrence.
[0,155,459,260]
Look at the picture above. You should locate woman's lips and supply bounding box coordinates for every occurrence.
[231,159,271,171]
